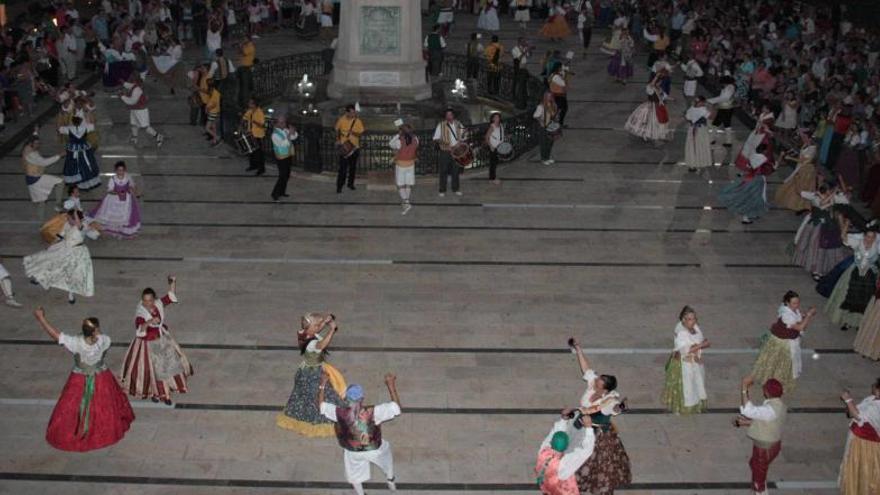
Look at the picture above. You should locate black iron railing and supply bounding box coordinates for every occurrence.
[220,51,545,175]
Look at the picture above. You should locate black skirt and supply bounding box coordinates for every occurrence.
[841,268,877,314]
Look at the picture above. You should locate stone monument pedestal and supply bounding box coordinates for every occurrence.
[328,0,431,102]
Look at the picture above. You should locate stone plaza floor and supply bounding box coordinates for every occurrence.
[0,13,877,495]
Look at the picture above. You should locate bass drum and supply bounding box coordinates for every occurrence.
[545,121,563,141]
[496,142,514,161]
[235,132,256,155]
[451,143,475,167]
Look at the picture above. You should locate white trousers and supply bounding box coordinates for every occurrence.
[343,440,394,484]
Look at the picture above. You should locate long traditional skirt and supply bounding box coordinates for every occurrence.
[751,335,797,394]
[827,266,878,327]
[46,369,135,452]
[855,296,880,359]
[774,162,816,211]
[540,15,571,39]
[684,125,712,168]
[792,219,849,276]
[661,355,707,414]
[624,102,668,141]
[817,255,854,298]
[62,145,101,190]
[276,362,347,436]
[89,193,141,238]
[718,176,768,219]
[576,429,632,495]
[24,243,94,297]
[120,333,194,399]
[607,52,633,80]
[838,432,880,495]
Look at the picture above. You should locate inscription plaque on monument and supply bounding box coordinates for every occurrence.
[359,71,402,87]
[359,6,401,56]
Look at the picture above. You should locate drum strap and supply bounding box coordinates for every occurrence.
[447,122,458,142]
[340,118,358,143]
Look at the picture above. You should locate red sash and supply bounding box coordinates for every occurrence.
[655,103,669,124]
[769,318,799,340]
[850,422,880,442]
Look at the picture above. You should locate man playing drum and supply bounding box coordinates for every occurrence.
[335,104,365,194]
[242,98,266,176]
[433,108,467,197]
[534,92,560,165]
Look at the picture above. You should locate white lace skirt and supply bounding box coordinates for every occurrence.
[23,244,94,297]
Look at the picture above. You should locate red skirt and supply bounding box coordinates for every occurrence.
[46,370,135,452]
[121,334,194,400]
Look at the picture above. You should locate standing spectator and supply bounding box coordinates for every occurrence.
[484,35,503,95]
[424,25,446,79]
[238,32,256,106]
[58,26,78,82]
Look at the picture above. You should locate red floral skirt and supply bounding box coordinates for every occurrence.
[46,370,135,452]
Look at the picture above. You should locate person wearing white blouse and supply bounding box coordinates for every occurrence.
[838,380,880,494]
[483,112,504,184]
[33,307,134,451]
[663,306,710,414]
[568,338,631,494]
[826,228,880,331]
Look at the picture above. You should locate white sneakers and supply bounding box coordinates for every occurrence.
[401,202,412,215]
[156,134,164,147]
[4,298,22,308]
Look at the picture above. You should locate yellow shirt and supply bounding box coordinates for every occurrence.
[243,108,266,138]
[485,43,503,70]
[240,41,256,68]
[205,89,221,114]
[335,115,365,146]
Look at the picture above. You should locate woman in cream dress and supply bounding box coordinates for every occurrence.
[662,306,710,414]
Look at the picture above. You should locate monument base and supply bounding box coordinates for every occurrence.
[327,61,431,102]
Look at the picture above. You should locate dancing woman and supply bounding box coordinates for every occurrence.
[88,161,142,238]
[791,183,849,280]
[717,142,775,224]
[24,209,94,304]
[568,338,631,494]
[120,276,194,405]
[774,130,819,213]
[826,226,880,331]
[33,307,134,452]
[58,116,101,190]
[751,290,817,393]
[838,379,880,494]
[277,312,347,436]
[662,306,710,414]
[623,71,669,145]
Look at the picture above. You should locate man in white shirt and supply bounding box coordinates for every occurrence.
[207,48,236,81]
[319,373,401,495]
[120,74,164,147]
[432,109,466,197]
[707,74,736,150]
[59,26,79,81]
[535,416,595,494]
[735,377,787,495]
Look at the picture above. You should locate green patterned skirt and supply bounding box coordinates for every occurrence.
[751,335,796,393]
[661,355,707,414]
